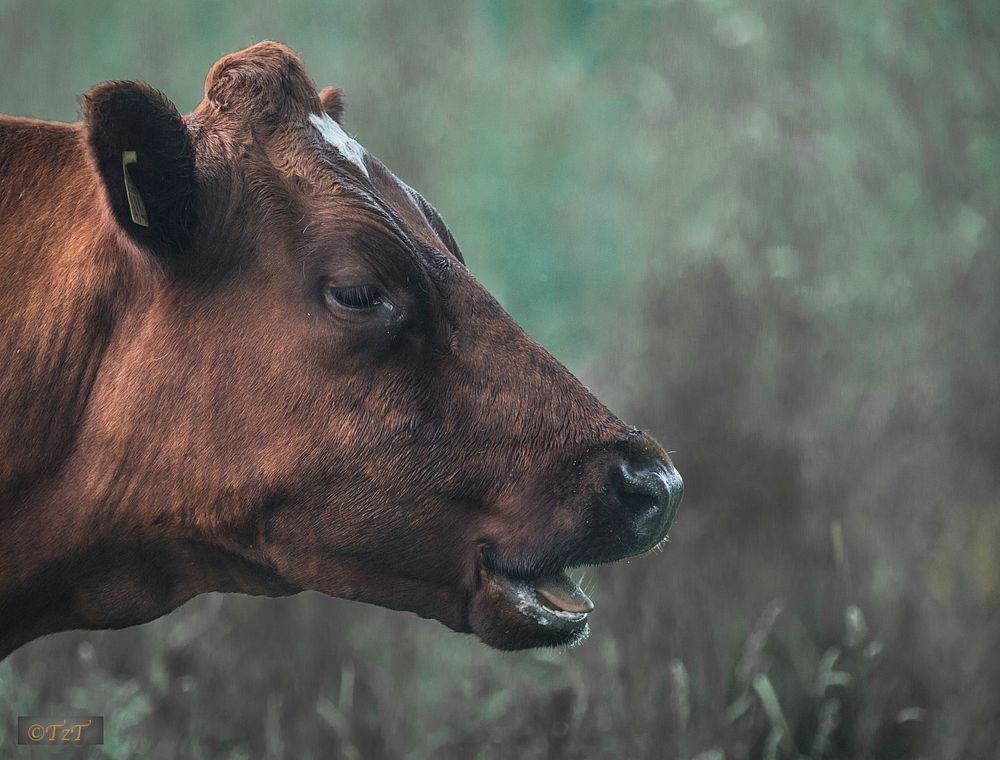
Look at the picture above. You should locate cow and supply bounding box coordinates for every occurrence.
[0,42,682,660]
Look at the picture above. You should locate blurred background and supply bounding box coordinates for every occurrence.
[2,1,999,757]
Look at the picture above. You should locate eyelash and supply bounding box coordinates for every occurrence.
[325,284,385,311]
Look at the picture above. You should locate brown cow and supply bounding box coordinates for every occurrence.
[0,42,681,659]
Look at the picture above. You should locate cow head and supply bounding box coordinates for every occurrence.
[79,42,682,649]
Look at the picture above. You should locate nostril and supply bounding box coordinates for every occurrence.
[613,460,684,514]
[608,457,684,553]
[615,463,665,505]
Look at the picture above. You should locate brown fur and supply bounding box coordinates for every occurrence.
[0,42,677,658]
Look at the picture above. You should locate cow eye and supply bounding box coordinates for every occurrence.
[325,284,386,312]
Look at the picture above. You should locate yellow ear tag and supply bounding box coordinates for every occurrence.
[121,151,149,227]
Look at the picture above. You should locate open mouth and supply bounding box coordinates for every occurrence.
[480,563,594,645]
[495,569,593,625]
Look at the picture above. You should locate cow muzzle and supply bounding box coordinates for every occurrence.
[609,455,684,554]
[469,435,683,649]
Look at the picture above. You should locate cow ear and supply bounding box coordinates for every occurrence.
[83,81,196,259]
[318,86,344,122]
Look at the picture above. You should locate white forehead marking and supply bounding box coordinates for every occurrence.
[308,112,369,178]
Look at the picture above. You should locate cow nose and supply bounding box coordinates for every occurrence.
[611,458,684,550]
